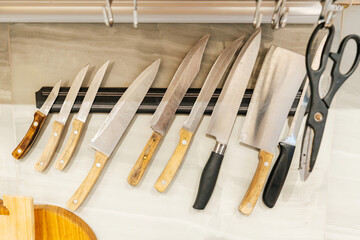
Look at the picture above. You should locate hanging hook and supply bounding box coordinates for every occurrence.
[102,0,114,27]
[319,0,343,27]
[253,0,263,28]
[133,0,138,28]
[271,0,289,29]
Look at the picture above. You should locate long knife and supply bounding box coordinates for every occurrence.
[12,80,61,159]
[55,60,110,171]
[127,35,209,186]
[238,46,306,215]
[154,36,245,192]
[262,35,327,208]
[34,65,89,172]
[193,28,261,210]
[67,59,160,211]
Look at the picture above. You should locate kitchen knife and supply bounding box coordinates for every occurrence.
[34,65,89,172]
[67,59,160,211]
[238,46,306,215]
[155,36,244,192]
[193,28,261,210]
[12,80,61,159]
[55,60,110,171]
[127,35,209,186]
[263,34,327,208]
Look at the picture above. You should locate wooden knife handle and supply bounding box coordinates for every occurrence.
[155,128,193,192]
[127,131,162,186]
[239,150,274,215]
[55,119,85,171]
[66,151,109,211]
[34,121,64,172]
[12,111,47,159]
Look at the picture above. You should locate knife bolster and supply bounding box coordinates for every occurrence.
[213,142,226,155]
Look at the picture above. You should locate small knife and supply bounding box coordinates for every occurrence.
[154,36,244,192]
[12,80,61,159]
[34,65,89,172]
[55,60,110,171]
[127,35,209,186]
[193,28,262,210]
[262,34,327,208]
[238,46,306,215]
[67,59,160,211]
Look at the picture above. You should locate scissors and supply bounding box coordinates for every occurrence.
[299,22,360,181]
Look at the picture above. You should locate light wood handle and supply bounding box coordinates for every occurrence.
[155,128,193,192]
[127,131,162,186]
[34,121,64,172]
[12,110,47,159]
[238,150,274,215]
[66,151,109,211]
[55,119,85,171]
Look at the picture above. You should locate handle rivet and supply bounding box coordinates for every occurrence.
[54,132,58,137]
[73,199,78,204]
[161,180,167,185]
[33,122,38,127]
[74,130,78,135]
[40,162,44,166]
[96,162,101,168]
[60,160,64,164]
[314,112,323,122]
[264,161,269,167]
[17,149,22,153]
[182,140,187,145]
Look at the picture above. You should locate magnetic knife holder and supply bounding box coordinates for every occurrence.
[36,87,302,116]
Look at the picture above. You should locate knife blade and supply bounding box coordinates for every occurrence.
[66,59,160,211]
[12,80,62,159]
[263,34,327,208]
[154,35,245,192]
[55,60,110,171]
[127,35,209,186]
[238,46,306,215]
[34,65,89,172]
[192,28,261,210]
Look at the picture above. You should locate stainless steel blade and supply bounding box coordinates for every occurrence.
[150,35,209,135]
[207,28,261,144]
[90,59,160,157]
[183,36,245,133]
[76,60,110,123]
[239,45,306,153]
[39,79,61,116]
[56,65,89,125]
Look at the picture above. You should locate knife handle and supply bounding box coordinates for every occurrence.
[239,150,273,215]
[155,128,193,192]
[263,143,295,208]
[12,111,47,159]
[193,149,224,210]
[55,119,85,171]
[127,131,162,186]
[67,151,109,211]
[34,121,64,172]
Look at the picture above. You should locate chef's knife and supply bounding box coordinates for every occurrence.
[263,35,327,208]
[12,80,61,159]
[155,36,244,192]
[238,46,306,215]
[193,28,261,210]
[55,60,110,171]
[34,65,89,172]
[67,59,160,211]
[127,35,209,186]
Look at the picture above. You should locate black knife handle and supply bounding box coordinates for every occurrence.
[263,142,295,208]
[193,151,224,210]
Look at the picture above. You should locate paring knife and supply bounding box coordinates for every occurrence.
[55,60,110,171]
[34,65,89,172]
[67,59,160,211]
[127,35,209,186]
[12,80,61,159]
[154,36,245,192]
[238,46,306,215]
[262,34,327,208]
[193,28,261,210]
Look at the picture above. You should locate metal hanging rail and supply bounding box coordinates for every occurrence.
[0,1,322,24]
